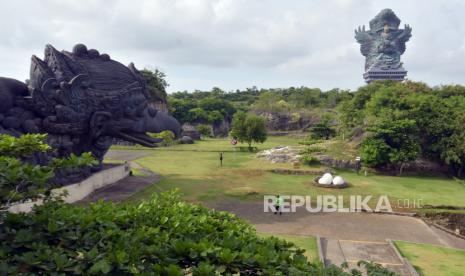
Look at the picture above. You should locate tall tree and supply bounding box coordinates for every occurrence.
[230,112,267,150]
[140,68,169,102]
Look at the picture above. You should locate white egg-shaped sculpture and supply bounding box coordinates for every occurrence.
[318,173,333,185]
[332,176,345,186]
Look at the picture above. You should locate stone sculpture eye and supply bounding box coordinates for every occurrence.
[148,106,157,117]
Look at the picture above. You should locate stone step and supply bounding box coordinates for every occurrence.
[321,238,346,267]
[321,238,417,276]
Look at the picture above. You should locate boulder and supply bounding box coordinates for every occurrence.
[181,123,201,140]
[180,136,194,144]
[318,173,333,185]
[332,176,345,185]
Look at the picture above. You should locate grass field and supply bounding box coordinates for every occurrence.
[394,241,465,275]
[117,137,465,208]
[257,233,319,263]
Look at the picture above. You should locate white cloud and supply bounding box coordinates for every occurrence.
[0,0,464,91]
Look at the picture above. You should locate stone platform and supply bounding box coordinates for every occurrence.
[364,69,407,83]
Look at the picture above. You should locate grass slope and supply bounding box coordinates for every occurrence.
[118,137,465,208]
[394,241,465,276]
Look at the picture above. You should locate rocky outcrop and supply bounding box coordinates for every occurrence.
[212,119,231,137]
[256,111,319,131]
[181,123,201,140]
[315,155,357,170]
[256,146,301,163]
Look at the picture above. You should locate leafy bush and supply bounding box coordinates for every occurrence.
[310,121,336,140]
[51,153,98,169]
[148,131,175,146]
[300,155,320,166]
[0,191,342,275]
[298,139,322,146]
[299,147,325,155]
[196,124,212,137]
[0,134,97,207]
[0,157,54,205]
[0,134,54,206]
[140,68,168,102]
[0,134,50,158]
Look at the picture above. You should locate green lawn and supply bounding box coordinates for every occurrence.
[119,137,465,208]
[394,241,465,276]
[258,233,319,263]
[111,136,305,152]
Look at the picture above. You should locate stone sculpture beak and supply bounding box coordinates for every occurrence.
[144,110,182,139]
[113,107,182,147]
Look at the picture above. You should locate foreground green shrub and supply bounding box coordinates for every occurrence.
[0,156,53,205]
[51,152,98,169]
[0,134,97,207]
[0,134,50,158]
[0,190,397,275]
[0,191,317,275]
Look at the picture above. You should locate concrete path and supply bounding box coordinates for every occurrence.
[105,149,153,161]
[211,200,465,249]
[77,161,161,204]
[320,239,413,275]
[212,200,465,275]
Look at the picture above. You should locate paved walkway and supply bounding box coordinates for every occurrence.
[77,161,161,204]
[211,200,465,249]
[105,149,153,161]
[321,239,413,275]
[211,200,465,275]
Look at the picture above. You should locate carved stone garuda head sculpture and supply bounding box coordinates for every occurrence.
[0,44,181,168]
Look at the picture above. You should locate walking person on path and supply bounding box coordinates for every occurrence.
[274,195,283,215]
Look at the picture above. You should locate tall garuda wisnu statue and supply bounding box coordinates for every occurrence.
[355,9,412,83]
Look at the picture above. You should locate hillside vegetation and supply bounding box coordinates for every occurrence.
[168,81,465,177]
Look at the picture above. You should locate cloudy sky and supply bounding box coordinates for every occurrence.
[1,0,464,92]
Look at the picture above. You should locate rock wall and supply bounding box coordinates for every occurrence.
[151,100,169,114]
[213,119,231,137]
[255,111,320,131]
[181,123,201,140]
[316,155,357,170]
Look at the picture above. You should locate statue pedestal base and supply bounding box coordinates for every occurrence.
[363,68,407,83]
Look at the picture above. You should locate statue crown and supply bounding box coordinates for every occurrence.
[369,9,400,32]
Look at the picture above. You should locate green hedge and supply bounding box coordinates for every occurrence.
[0,191,336,275]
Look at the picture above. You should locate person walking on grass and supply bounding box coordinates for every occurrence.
[274,195,283,215]
[219,152,223,167]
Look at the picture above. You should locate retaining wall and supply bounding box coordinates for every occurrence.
[7,163,130,213]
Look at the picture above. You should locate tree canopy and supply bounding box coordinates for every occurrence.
[230,112,267,149]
